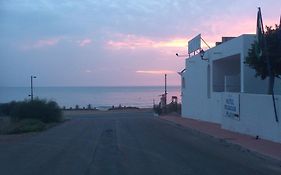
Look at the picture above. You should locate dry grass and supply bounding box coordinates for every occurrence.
[0,117,46,134]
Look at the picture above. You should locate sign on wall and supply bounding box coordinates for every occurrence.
[188,34,201,54]
[223,93,240,120]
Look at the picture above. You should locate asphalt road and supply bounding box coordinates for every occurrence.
[0,110,280,175]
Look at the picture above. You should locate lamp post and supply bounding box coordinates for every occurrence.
[164,74,167,106]
[29,75,37,101]
[162,74,167,113]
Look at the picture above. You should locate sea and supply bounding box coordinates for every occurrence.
[0,86,181,110]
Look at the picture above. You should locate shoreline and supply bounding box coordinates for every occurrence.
[63,108,153,116]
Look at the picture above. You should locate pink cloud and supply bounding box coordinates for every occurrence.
[21,37,62,50]
[199,17,278,48]
[78,38,92,47]
[107,34,187,50]
[136,70,175,75]
[106,17,279,52]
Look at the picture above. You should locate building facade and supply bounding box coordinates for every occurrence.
[181,34,281,143]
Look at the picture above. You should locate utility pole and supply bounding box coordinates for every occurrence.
[162,74,168,114]
[30,75,36,101]
[164,74,167,106]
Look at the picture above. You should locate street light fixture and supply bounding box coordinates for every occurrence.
[176,53,189,57]
[199,49,208,61]
[29,75,37,101]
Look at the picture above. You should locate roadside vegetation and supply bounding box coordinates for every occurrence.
[153,103,181,115]
[0,99,63,134]
[108,104,139,111]
[245,24,281,94]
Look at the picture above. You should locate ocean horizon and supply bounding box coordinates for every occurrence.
[0,86,181,109]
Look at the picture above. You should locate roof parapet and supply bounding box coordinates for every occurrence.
[216,37,236,46]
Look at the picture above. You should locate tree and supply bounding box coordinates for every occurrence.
[245,24,281,94]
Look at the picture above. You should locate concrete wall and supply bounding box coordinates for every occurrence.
[181,54,218,122]
[209,92,223,123]
[274,80,281,95]
[222,93,281,143]
[182,35,252,123]
[243,67,281,95]
[182,34,281,143]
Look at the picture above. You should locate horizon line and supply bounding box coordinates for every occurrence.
[0,85,181,88]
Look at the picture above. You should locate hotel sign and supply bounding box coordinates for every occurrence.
[188,34,201,54]
[223,93,240,120]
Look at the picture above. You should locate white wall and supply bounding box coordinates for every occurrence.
[182,34,281,143]
[243,67,281,95]
[209,92,223,123]
[222,93,281,143]
[182,35,248,123]
[274,79,281,95]
[181,54,219,122]
[243,66,268,94]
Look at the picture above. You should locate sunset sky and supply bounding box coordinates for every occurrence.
[1,0,280,86]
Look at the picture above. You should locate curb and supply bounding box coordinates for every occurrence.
[158,115,281,162]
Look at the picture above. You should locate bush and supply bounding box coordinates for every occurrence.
[10,99,62,123]
[7,119,46,134]
[153,103,181,115]
[0,101,17,116]
[153,105,162,115]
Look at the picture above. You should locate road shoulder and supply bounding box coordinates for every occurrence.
[159,114,281,162]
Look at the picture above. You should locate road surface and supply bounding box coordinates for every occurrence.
[0,110,280,175]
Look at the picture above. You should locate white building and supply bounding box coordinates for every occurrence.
[181,34,281,143]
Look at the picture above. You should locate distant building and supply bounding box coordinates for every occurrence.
[181,34,281,143]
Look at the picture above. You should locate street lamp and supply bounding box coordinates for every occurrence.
[29,75,37,101]
[199,49,208,61]
[176,53,189,57]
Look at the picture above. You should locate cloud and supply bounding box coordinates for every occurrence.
[107,34,187,50]
[21,37,62,50]
[153,39,187,48]
[78,38,92,47]
[136,70,175,75]
[85,69,92,73]
[199,17,278,48]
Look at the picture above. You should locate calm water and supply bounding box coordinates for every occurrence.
[0,86,180,109]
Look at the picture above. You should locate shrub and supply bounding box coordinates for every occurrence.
[7,119,46,134]
[10,99,62,123]
[153,105,162,115]
[153,103,181,115]
[87,104,92,110]
[75,105,80,110]
[0,101,17,116]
